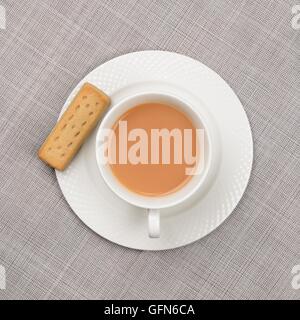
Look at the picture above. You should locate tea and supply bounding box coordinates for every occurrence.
[109,103,198,196]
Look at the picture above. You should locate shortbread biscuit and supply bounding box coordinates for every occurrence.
[38,83,110,170]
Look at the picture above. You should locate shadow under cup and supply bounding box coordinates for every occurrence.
[96,92,216,210]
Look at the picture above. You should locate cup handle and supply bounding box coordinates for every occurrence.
[148,209,160,238]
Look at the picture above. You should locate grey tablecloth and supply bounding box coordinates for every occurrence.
[0,0,299,300]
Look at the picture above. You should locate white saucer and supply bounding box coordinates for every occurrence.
[56,51,253,251]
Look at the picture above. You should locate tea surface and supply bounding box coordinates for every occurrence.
[110,103,198,196]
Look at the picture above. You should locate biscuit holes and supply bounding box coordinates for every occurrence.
[81,121,87,127]
[68,115,74,120]
[95,102,99,106]
[85,104,90,108]
[61,153,65,157]
[67,142,73,148]
[74,131,80,137]
[75,105,80,110]
[57,146,62,150]
[54,136,59,141]
[89,111,94,116]
[72,124,76,129]
[48,147,52,152]
[82,96,87,100]
[62,124,67,130]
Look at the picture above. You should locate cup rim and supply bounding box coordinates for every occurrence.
[95,91,214,209]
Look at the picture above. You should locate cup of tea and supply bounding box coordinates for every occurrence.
[95,92,219,238]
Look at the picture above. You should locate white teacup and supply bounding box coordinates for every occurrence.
[95,92,219,238]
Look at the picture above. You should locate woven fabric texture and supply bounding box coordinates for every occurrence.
[0,0,299,299]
